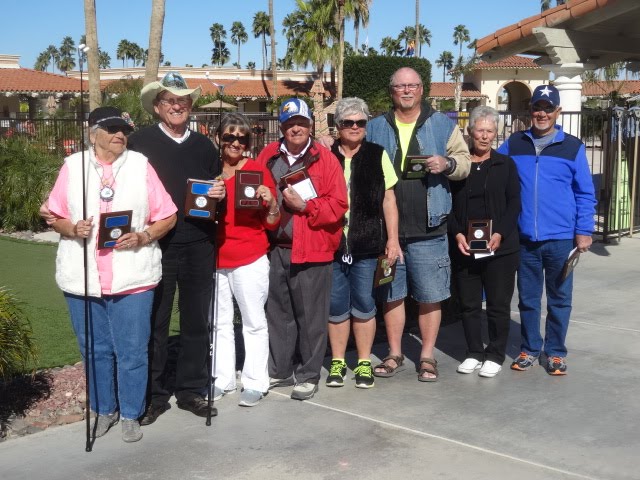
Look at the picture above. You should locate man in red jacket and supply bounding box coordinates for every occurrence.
[257,98,348,400]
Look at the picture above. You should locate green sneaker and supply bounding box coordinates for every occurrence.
[354,360,374,389]
[326,359,347,387]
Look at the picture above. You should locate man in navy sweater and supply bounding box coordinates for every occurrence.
[497,84,596,376]
[131,72,225,423]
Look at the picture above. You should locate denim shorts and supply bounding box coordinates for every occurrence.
[329,256,378,322]
[380,235,451,304]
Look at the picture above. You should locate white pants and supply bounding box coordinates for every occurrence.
[212,254,270,393]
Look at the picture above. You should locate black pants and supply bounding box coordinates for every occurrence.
[266,247,332,384]
[148,239,215,405]
[453,251,519,365]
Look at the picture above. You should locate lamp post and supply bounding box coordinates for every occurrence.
[77,41,93,453]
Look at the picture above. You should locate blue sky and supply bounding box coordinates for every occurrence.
[1,0,539,79]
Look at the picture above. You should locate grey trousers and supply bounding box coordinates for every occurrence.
[266,247,332,384]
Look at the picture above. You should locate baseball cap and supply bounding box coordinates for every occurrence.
[279,98,312,123]
[531,84,560,107]
[88,106,133,133]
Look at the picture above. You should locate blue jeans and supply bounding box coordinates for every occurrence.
[65,290,153,419]
[329,256,378,322]
[517,239,574,358]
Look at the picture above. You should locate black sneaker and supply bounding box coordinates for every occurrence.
[326,359,347,387]
[354,360,374,389]
[546,356,567,376]
[177,395,218,418]
[140,402,170,426]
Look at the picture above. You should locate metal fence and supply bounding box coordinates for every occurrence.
[3,108,638,241]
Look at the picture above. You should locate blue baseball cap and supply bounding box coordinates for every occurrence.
[531,84,560,107]
[279,98,312,123]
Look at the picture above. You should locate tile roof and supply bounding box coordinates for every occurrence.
[582,80,640,97]
[473,55,541,70]
[428,82,485,99]
[0,68,86,94]
[186,78,330,99]
[476,0,606,56]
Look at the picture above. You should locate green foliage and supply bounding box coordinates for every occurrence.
[103,78,154,128]
[0,137,62,232]
[343,56,431,114]
[0,287,38,379]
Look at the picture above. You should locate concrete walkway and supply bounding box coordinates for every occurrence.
[1,237,639,480]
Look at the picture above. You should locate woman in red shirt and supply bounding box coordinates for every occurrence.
[212,113,280,406]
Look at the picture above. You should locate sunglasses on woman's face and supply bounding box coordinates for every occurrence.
[221,133,250,146]
[101,125,130,135]
[339,119,367,129]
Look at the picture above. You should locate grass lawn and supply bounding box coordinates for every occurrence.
[0,235,180,370]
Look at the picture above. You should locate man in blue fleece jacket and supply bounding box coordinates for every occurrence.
[497,84,596,376]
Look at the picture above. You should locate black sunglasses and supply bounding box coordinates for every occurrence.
[531,104,557,114]
[101,125,130,135]
[339,119,367,128]
[221,133,250,146]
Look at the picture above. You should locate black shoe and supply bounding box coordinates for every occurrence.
[140,402,170,426]
[177,395,217,418]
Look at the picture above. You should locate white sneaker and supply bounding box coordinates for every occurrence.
[290,382,318,401]
[457,358,482,374]
[478,360,502,378]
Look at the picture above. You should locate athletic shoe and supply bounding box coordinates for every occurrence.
[510,352,538,371]
[121,418,143,443]
[93,411,119,438]
[290,382,318,400]
[238,389,265,407]
[457,358,482,374]
[326,359,347,387]
[354,360,375,389]
[546,356,567,376]
[269,376,295,389]
[478,360,502,378]
[213,386,237,401]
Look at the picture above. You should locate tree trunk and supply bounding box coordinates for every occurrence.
[415,0,420,58]
[337,1,345,100]
[144,0,165,85]
[269,0,277,109]
[83,0,101,110]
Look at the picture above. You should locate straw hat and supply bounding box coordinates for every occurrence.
[140,71,202,115]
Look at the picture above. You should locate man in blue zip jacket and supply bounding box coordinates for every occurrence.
[497,84,596,376]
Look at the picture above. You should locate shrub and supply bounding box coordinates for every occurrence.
[0,287,38,380]
[0,137,62,232]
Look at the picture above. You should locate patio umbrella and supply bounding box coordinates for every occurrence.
[198,99,237,110]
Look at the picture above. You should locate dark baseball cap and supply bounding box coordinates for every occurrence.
[531,84,560,107]
[88,106,133,132]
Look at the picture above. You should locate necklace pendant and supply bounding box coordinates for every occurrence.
[477,164,481,170]
[100,186,114,201]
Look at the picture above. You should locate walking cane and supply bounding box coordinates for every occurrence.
[206,247,220,426]
[77,43,92,452]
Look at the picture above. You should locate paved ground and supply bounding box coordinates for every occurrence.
[1,236,638,480]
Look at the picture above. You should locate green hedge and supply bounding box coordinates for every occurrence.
[343,56,432,114]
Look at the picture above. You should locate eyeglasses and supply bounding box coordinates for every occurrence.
[531,104,557,114]
[220,133,250,146]
[391,83,421,92]
[160,71,189,89]
[100,125,130,135]
[339,119,367,129]
[158,97,191,107]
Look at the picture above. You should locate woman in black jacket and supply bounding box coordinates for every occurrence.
[449,106,520,378]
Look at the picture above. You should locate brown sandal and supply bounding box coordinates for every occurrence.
[373,354,405,377]
[418,357,439,382]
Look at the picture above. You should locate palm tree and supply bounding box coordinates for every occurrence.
[436,50,454,82]
[380,37,403,57]
[211,41,230,66]
[116,40,130,68]
[269,0,278,103]
[415,0,420,58]
[230,21,248,68]
[98,50,111,69]
[253,11,270,70]
[58,36,76,74]
[352,0,371,56]
[83,0,101,110]
[45,45,60,73]
[209,23,227,67]
[453,24,470,62]
[541,0,566,11]
[246,61,256,70]
[398,25,430,56]
[34,52,50,71]
[130,43,144,66]
[289,0,336,77]
[144,0,165,85]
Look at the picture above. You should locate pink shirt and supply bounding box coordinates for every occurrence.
[48,158,177,295]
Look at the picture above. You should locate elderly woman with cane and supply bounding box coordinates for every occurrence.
[210,113,280,407]
[449,106,520,378]
[325,97,402,389]
[46,106,177,442]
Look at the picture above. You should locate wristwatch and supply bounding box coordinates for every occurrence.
[444,157,456,175]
